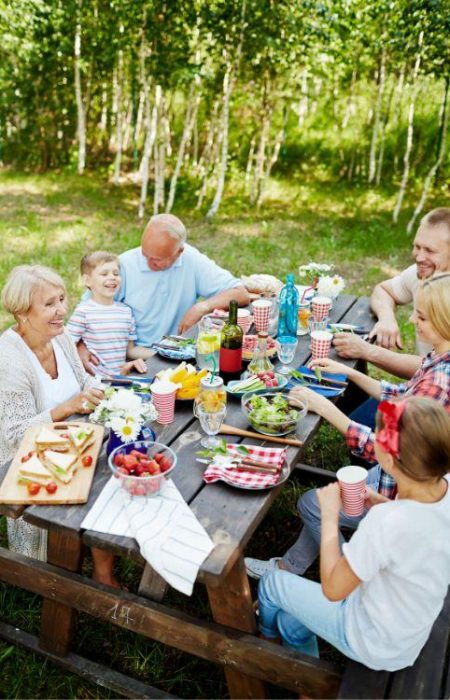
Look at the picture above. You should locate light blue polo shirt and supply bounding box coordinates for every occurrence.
[117,244,242,346]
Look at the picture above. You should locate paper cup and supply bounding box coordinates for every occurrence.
[150,381,177,424]
[312,296,332,321]
[310,330,332,359]
[237,309,253,334]
[336,465,368,516]
[252,299,272,332]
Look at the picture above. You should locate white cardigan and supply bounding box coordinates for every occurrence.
[0,327,94,469]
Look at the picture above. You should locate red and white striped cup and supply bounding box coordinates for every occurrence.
[251,299,272,332]
[150,381,177,425]
[310,330,333,360]
[237,308,252,334]
[336,465,368,517]
[312,295,332,321]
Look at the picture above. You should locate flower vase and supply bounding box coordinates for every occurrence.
[106,425,156,457]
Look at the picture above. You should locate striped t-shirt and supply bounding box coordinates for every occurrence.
[68,299,137,376]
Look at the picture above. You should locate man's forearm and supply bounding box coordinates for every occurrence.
[127,345,155,360]
[364,345,421,379]
[370,284,397,322]
[202,286,250,312]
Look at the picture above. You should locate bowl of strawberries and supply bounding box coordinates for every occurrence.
[108,440,177,498]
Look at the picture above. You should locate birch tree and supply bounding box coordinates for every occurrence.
[74,4,86,174]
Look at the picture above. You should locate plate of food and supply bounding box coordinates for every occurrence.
[152,336,196,360]
[0,422,104,504]
[226,372,288,398]
[241,392,307,436]
[242,334,277,361]
[287,366,348,397]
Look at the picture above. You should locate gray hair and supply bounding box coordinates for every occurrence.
[146,214,187,244]
[1,264,66,317]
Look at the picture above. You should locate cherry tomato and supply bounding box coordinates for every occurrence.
[45,482,58,494]
[27,482,41,496]
[28,450,35,458]
[82,455,93,467]
[21,454,30,463]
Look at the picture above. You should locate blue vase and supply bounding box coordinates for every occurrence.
[106,425,156,457]
[277,274,299,337]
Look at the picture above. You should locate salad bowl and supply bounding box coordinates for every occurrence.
[241,391,307,436]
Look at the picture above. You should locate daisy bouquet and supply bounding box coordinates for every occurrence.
[298,263,334,287]
[316,274,345,299]
[90,387,157,442]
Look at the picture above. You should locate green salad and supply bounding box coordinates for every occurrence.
[245,394,299,435]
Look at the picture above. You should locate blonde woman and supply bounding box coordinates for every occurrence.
[0,265,117,586]
[246,273,450,580]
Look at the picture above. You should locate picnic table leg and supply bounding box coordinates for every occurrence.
[39,530,83,656]
[207,556,267,699]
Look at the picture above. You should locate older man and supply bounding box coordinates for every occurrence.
[79,214,249,372]
[334,207,450,379]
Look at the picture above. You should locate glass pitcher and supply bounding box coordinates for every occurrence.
[196,316,224,370]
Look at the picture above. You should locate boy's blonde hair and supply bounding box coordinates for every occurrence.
[80,251,119,276]
[419,273,450,341]
[1,265,65,317]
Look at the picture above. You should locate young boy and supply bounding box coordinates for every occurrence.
[68,251,151,377]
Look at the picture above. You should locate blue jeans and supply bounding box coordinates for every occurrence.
[349,398,379,431]
[282,465,381,575]
[258,570,362,661]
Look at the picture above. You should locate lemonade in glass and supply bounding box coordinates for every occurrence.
[196,317,224,370]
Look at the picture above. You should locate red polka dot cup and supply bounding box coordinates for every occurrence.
[310,330,333,360]
[312,296,332,321]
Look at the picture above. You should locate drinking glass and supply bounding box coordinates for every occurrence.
[276,335,298,375]
[196,404,227,448]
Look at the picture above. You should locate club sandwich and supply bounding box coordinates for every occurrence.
[67,425,95,454]
[43,450,78,484]
[19,454,53,485]
[35,426,70,452]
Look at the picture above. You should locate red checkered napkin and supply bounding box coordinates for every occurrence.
[203,444,287,488]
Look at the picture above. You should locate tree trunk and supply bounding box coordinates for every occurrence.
[342,69,357,129]
[137,80,155,220]
[166,80,198,212]
[113,49,124,184]
[392,33,423,223]
[368,50,386,184]
[297,68,308,127]
[195,102,220,209]
[257,111,286,207]
[407,76,449,234]
[206,0,246,219]
[244,136,256,191]
[153,84,164,215]
[250,75,272,205]
[74,18,86,174]
[375,75,395,186]
[434,75,449,184]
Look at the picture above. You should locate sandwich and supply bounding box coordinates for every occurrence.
[43,450,78,484]
[67,425,95,454]
[19,454,53,485]
[35,426,70,452]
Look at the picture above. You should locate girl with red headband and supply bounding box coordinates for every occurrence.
[258,397,450,670]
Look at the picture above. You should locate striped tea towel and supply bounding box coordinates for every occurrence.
[203,444,287,488]
[81,477,214,596]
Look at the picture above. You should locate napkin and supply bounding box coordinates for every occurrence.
[203,444,287,489]
[81,477,214,596]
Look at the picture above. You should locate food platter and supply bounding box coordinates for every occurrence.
[242,334,277,361]
[225,373,288,398]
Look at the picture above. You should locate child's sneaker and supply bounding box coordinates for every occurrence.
[244,557,282,580]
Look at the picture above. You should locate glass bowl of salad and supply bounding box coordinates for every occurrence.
[241,392,307,436]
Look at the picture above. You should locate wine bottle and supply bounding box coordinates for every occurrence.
[219,300,243,382]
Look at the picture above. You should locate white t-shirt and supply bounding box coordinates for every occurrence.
[390,264,432,355]
[12,330,81,411]
[343,475,450,671]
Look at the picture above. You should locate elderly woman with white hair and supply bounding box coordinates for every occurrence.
[0,265,118,586]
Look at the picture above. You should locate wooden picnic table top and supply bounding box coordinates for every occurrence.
[2,293,374,587]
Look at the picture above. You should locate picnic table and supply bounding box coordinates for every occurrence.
[0,294,379,698]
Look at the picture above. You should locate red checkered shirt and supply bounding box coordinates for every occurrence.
[345,350,450,464]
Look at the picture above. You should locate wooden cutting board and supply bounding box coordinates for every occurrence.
[0,422,104,505]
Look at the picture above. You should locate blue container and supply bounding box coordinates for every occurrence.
[106,425,156,457]
[277,274,299,337]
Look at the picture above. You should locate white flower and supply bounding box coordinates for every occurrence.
[110,417,141,442]
[108,388,142,414]
[316,274,345,298]
[298,263,334,277]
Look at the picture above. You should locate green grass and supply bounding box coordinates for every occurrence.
[0,167,440,698]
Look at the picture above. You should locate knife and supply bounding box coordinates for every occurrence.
[196,458,278,474]
[291,370,347,387]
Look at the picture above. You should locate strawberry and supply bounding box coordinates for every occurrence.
[159,456,172,472]
[113,453,125,467]
[153,452,164,463]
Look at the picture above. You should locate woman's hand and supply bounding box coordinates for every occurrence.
[308,357,350,375]
[70,387,104,415]
[121,359,147,375]
[289,386,331,417]
[317,482,342,521]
